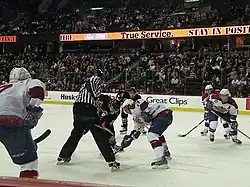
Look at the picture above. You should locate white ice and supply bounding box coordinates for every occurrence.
[0,104,250,187]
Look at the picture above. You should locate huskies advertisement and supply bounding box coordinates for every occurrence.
[59,92,116,101]
[60,93,78,100]
[48,92,189,107]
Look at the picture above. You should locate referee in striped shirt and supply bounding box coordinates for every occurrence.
[57,69,120,171]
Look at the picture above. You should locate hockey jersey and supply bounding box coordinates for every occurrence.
[99,94,120,126]
[0,79,45,119]
[130,98,168,131]
[201,93,211,107]
[209,92,238,116]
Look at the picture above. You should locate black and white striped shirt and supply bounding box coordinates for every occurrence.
[75,75,103,107]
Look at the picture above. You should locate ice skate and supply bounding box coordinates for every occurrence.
[151,156,169,169]
[209,133,215,142]
[57,157,71,165]
[108,161,120,172]
[232,138,242,145]
[119,127,127,135]
[200,129,208,136]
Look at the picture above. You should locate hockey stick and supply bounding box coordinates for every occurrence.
[94,124,114,136]
[237,129,250,140]
[211,110,250,140]
[34,129,51,144]
[178,119,205,137]
[114,146,124,154]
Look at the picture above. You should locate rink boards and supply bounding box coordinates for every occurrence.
[44,91,250,115]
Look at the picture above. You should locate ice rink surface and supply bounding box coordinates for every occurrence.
[1,104,250,187]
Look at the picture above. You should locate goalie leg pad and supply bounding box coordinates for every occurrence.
[0,126,38,165]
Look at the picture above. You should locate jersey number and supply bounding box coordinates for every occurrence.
[0,84,13,93]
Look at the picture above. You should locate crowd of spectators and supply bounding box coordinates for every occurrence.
[1,50,250,97]
[0,0,250,35]
[1,0,250,97]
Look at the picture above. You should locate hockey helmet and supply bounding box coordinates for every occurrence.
[122,99,135,115]
[220,89,231,96]
[205,84,213,90]
[9,67,31,83]
[220,88,231,102]
[205,84,213,94]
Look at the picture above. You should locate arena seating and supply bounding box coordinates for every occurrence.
[1,0,250,34]
[1,51,249,97]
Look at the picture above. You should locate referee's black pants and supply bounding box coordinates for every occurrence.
[58,103,115,162]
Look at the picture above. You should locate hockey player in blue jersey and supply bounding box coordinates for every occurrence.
[120,98,173,169]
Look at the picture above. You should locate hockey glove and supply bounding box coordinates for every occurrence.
[121,135,134,149]
[141,111,153,123]
[26,105,44,120]
[205,101,213,111]
[204,111,209,120]
[25,106,44,129]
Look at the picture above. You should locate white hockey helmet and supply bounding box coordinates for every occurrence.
[220,89,231,96]
[122,99,135,115]
[9,67,31,83]
[205,84,213,90]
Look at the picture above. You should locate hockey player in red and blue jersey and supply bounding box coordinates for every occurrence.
[121,98,173,169]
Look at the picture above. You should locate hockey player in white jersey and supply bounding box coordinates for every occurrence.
[0,67,45,178]
[121,98,173,169]
[206,89,241,144]
[201,86,231,139]
[200,84,214,135]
